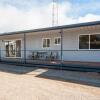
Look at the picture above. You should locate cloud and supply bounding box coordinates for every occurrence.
[0,1,72,33]
[0,5,50,32]
[78,14,100,22]
[0,1,100,33]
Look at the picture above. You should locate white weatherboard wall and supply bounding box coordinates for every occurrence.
[62,27,100,62]
[62,50,100,62]
[26,32,61,50]
[25,31,61,59]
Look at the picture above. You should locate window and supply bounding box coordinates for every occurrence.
[79,34,100,50]
[79,35,89,49]
[90,34,100,49]
[5,40,21,57]
[43,38,50,48]
[54,37,61,45]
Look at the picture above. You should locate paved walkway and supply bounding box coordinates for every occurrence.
[0,63,100,100]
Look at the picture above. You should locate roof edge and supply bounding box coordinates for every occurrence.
[0,21,100,36]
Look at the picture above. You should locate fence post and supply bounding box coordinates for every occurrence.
[60,29,63,69]
[24,33,26,64]
[0,47,1,62]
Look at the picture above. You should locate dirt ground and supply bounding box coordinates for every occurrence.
[0,63,100,100]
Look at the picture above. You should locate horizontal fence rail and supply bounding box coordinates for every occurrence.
[0,50,100,72]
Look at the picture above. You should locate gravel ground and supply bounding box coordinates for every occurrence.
[0,63,100,100]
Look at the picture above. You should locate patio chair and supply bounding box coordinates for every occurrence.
[32,52,39,60]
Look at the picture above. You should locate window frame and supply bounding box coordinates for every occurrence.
[54,37,61,45]
[78,34,90,50]
[42,38,51,48]
[78,33,100,50]
[4,39,22,58]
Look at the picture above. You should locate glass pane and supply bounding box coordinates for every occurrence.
[58,38,61,44]
[9,41,16,57]
[43,39,46,47]
[16,40,21,57]
[5,41,9,57]
[55,38,57,44]
[47,39,50,47]
[79,35,89,49]
[90,34,100,49]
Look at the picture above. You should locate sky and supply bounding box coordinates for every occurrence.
[0,0,100,33]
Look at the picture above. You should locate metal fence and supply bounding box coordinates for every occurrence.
[0,49,100,63]
[0,49,100,72]
[0,50,62,66]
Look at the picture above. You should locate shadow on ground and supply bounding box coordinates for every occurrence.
[0,63,100,87]
[0,63,38,74]
[36,69,100,87]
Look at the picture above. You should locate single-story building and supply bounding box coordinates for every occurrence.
[0,21,100,69]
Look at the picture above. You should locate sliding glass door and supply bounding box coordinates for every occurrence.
[5,40,21,57]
